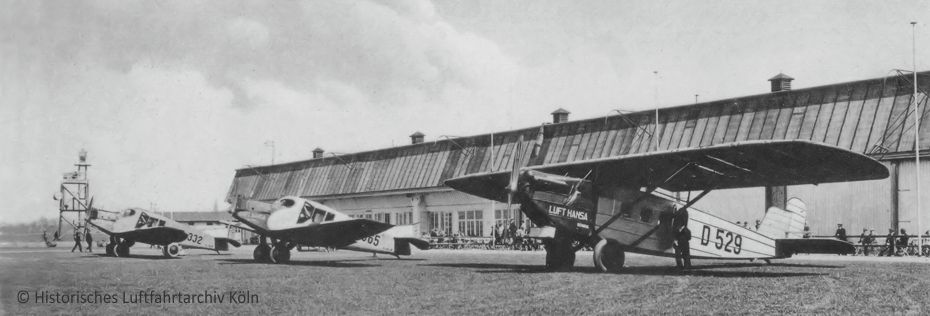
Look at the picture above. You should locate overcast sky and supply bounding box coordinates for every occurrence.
[1,0,929,223]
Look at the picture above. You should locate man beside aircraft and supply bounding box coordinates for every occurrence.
[71,230,83,253]
[881,229,896,256]
[860,228,873,256]
[834,224,847,242]
[673,225,692,271]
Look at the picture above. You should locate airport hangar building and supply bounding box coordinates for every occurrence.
[226,72,930,239]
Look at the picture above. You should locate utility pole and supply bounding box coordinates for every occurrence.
[911,21,922,253]
[264,140,276,164]
[653,71,660,151]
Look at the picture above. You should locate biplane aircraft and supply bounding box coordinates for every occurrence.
[445,133,889,272]
[86,205,241,258]
[229,196,429,264]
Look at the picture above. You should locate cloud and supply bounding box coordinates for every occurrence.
[0,0,526,223]
[226,17,270,49]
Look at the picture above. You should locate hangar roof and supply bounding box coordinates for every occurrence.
[228,72,930,201]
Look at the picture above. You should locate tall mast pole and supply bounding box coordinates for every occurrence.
[911,21,922,253]
[653,71,660,151]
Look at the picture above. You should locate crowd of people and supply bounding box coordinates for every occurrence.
[842,224,930,257]
[425,220,542,250]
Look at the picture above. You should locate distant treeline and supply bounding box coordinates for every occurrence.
[0,217,75,242]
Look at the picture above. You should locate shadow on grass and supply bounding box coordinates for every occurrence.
[421,262,828,277]
[83,253,179,260]
[216,258,377,268]
[687,262,843,269]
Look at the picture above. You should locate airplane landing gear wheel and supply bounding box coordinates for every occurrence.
[545,237,576,271]
[105,243,116,256]
[114,242,130,257]
[593,239,625,273]
[253,243,270,262]
[268,244,290,264]
[163,243,182,258]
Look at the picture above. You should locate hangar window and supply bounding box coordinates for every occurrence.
[374,213,391,224]
[395,212,414,225]
[458,210,483,237]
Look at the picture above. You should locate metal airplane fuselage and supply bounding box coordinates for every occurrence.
[90,208,216,250]
[519,171,778,260]
[238,196,420,256]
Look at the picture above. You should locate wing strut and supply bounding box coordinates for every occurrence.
[593,161,695,237]
[675,188,712,213]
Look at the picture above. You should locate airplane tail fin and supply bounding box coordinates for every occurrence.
[757,197,808,239]
[389,224,430,256]
[758,197,856,257]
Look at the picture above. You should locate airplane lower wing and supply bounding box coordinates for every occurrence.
[265,219,393,247]
[111,227,189,246]
[775,238,856,257]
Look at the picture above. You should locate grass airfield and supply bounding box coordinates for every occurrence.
[1,246,928,315]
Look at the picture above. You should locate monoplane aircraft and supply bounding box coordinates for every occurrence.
[87,204,241,258]
[229,196,429,264]
[445,133,888,272]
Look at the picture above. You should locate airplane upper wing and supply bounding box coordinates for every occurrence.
[110,226,189,245]
[270,219,395,247]
[445,140,889,202]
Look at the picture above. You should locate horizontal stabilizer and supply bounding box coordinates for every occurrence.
[231,211,271,234]
[525,226,557,239]
[214,237,241,251]
[396,238,430,250]
[220,220,259,234]
[775,238,855,257]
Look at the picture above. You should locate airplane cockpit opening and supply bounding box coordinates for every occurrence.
[297,203,312,224]
[279,198,296,208]
[121,209,136,217]
[293,199,337,225]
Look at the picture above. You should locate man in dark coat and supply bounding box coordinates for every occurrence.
[674,225,692,270]
[835,224,847,242]
[881,228,896,256]
[71,230,83,253]
[84,229,93,252]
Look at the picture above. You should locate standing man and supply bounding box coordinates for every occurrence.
[859,228,873,256]
[898,229,909,255]
[835,224,848,255]
[71,229,83,253]
[834,224,847,242]
[674,224,692,271]
[881,228,896,256]
[84,229,93,252]
[671,209,691,271]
